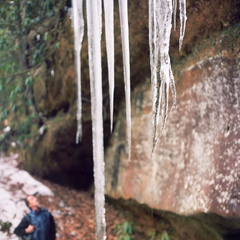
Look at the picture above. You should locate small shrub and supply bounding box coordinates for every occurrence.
[148,230,171,240]
[0,219,12,235]
[115,221,135,240]
[160,231,170,240]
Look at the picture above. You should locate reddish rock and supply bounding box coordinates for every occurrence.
[105,29,240,218]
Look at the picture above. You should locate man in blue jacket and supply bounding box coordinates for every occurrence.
[14,195,56,240]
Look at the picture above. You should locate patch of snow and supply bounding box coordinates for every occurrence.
[0,154,53,240]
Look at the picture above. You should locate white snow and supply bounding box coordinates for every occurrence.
[0,154,53,240]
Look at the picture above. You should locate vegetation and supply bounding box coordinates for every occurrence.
[115,220,172,240]
[115,221,135,240]
[0,219,12,235]
[148,230,171,240]
[0,0,61,149]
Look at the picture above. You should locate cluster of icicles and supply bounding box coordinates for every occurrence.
[72,0,187,239]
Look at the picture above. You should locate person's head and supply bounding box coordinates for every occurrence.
[25,195,40,211]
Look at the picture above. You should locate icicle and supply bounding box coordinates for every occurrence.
[150,0,186,154]
[72,0,187,237]
[149,0,159,152]
[103,0,115,132]
[86,0,106,239]
[97,0,102,35]
[72,0,84,144]
[173,0,177,30]
[118,0,131,160]
[179,0,187,50]
[149,0,176,154]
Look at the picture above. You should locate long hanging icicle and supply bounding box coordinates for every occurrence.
[173,0,177,30]
[86,0,106,239]
[72,0,187,238]
[72,0,84,144]
[97,0,102,34]
[179,0,187,50]
[149,0,186,154]
[149,0,159,151]
[118,0,131,160]
[103,0,115,132]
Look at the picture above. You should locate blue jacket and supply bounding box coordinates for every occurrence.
[14,208,56,240]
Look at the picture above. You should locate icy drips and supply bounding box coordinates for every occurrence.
[179,0,187,50]
[72,0,187,238]
[97,0,102,35]
[173,0,177,30]
[86,0,106,239]
[118,0,131,160]
[103,0,115,132]
[72,0,84,144]
[149,0,186,153]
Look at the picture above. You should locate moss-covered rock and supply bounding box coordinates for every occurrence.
[21,112,93,189]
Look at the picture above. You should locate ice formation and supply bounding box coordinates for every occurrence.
[103,0,115,132]
[72,0,187,239]
[86,0,106,239]
[149,0,187,153]
[72,0,84,143]
[179,0,187,50]
[118,0,131,159]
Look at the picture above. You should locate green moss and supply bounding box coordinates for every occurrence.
[172,23,240,88]
[107,198,240,240]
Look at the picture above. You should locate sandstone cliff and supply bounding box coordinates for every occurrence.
[19,0,239,221]
[9,0,239,238]
[105,25,240,218]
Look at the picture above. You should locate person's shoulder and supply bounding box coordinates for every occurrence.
[23,213,30,219]
[24,213,32,222]
[17,213,31,225]
[41,207,50,212]
[40,208,52,216]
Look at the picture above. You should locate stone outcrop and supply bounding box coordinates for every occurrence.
[105,25,240,218]
[12,1,239,238]
[18,0,240,205]
[21,10,94,189]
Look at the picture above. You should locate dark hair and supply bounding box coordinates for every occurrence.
[24,192,39,210]
[24,196,31,209]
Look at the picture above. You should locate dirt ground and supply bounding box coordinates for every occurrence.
[38,179,135,240]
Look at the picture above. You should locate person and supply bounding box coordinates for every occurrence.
[14,195,56,240]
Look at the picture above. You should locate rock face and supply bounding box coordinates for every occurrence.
[22,13,94,190]
[13,1,239,238]
[18,0,240,202]
[105,28,240,218]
